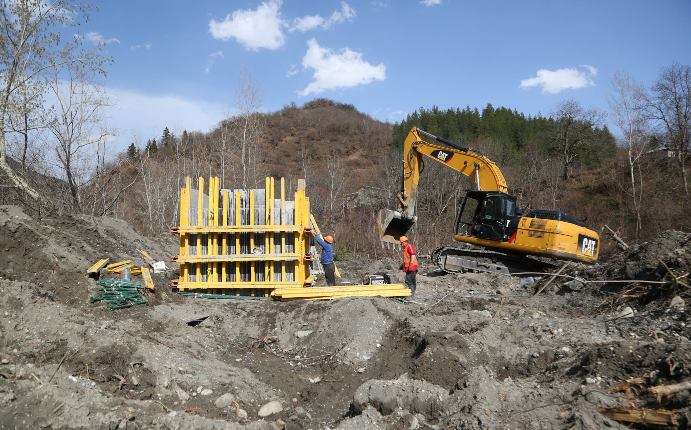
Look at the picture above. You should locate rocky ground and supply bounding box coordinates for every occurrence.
[0,205,689,429]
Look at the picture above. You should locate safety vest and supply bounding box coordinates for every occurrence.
[403,243,419,272]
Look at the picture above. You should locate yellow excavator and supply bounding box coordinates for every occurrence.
[377,127,600,274]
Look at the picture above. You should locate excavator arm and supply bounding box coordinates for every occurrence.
[399,128,508,218]
[378,127,508,243]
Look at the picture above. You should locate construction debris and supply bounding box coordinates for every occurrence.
[89,278,148,310]
[599,406,681,427]
[139,249,167,273]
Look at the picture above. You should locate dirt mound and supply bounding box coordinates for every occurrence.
[0,205,175,304]
[599,230,691,283]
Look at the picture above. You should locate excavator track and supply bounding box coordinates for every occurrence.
[431,244,559,275]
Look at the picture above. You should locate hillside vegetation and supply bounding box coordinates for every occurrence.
[4,96,689,257]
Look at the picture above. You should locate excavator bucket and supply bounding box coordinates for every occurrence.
[377,209,416,244]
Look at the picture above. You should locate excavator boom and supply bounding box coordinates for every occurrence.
[378,127,507,243]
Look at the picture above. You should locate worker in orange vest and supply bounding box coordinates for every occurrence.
[399,236,418,296]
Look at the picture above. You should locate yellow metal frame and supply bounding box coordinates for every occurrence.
[175,176,311,295]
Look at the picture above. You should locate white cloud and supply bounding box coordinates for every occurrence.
[84,31,120,46]
[292,2,355,32]
[209,0,285,50]
[299,39,386,96]
[286,64,299,77]
[421,0,442,6]
[104,87,231,151]
[204,51,224,74]
[520,65,598,94]
[130,42,152,51]
[292,15,325,32]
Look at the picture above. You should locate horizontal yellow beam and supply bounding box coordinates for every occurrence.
[274,284,407,293]
[177,254,302,263]
[87,258,110,275]
[175,225,301,234]
[106,260,131,271]
[272,289,411,300]
[176,281,304,290]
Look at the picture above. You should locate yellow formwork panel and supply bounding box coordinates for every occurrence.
[174,176,313,295]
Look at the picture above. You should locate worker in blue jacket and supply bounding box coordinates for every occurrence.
[314,233,336,286]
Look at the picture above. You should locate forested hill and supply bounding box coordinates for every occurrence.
[392,104,616,175]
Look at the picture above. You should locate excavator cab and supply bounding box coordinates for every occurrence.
[455,191,518,242]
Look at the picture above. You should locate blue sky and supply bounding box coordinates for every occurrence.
[81,0,691,149]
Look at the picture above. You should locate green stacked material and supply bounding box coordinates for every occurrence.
[90,279,148,310]
[178,292,262,300]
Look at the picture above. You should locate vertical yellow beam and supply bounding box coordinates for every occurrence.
[296,179,307,283]
[235,190,241,281]
[249,190,255,283]
[280,177,286,281]
[264,177,270,283]
[210,177,218,283]
[222,190,228,282]
[196,177,204,282]
[180,177,190,286]
[268,177,274,281]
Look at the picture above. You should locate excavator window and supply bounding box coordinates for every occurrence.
[455,192,517,242]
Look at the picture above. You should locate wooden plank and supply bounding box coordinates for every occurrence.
[106,260,132,271]
[141,267,155,290]
[87,258,110,277]
[534,263,570,296]
[138,250,156,266]
[604,224,630,250]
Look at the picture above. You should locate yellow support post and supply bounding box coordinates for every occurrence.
[222,190,228,282]
[234,190,241,281]
[280,178,286,281]
[249,190,255,283]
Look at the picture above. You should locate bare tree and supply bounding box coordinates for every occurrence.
[646,64,691,197]
[326,150,347,217]
[5,79,49,169]
[47,68,110,210]
[610,72,650,239]
[0,0,95,201]
[233,71,263,188]
[551,100,602,180]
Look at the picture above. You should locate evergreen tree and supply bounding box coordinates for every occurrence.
[126,143,139,161]
[162,127,172,148]
[145,138,158,156]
